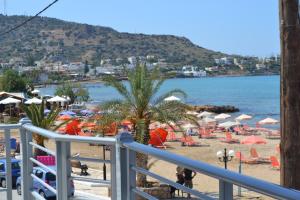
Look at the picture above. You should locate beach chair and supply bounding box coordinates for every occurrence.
[270,156,280,170]
[235,152,259,164]
[181,136,200,146]
[199,128,216,139]
[250,148,270,163]
[219,132,240,143]
[167,131,180,142]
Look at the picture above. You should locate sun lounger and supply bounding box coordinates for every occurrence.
[235,152,260,164]
[250,148,270,163]
[198,128,216,139]
[167,131,180,142]
[219,132,240,143]
[270,156,280,170]
[180,136,200,146]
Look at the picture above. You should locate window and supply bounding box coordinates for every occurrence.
[45,172,56,181]
[0,163,4,171]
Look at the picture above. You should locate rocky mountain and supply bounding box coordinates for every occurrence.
[0,14,226,66]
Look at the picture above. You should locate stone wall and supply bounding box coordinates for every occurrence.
[136,184,172,200]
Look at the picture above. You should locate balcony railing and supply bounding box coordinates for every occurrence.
[0,118,300,200]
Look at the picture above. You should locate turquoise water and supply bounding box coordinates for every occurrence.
[39,75,280,127]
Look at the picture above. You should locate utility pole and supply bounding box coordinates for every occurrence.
[3,0,6,15]
[280,0,300,189]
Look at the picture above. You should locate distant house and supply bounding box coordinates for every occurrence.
[256,63,266,70]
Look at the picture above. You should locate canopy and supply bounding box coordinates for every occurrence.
[0,97,21,104]
[218,121,240,128]
[197,111,213,118]
[149,128,168,146]
[31,89,40,94]
[47,96,67,103]
[164,96,180,101]
[186,111,199,115]
[214,113,231,120]
[258,117,279,125]
[60,110,76,116]
[25,97,42,105]
[235,114,252,121]
[241,135,267,145]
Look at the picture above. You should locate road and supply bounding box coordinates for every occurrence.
[0,190,109,200]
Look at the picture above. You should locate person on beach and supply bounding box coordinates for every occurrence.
[170,166,185,197]
[183,168,197,198]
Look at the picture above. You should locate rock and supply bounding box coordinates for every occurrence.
[190,105,239,113]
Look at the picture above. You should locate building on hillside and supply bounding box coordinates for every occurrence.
[256,63,266,70]
[128,56,137,65]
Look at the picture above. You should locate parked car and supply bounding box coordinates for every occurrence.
[0,158,21,188]
[16,166,74,199]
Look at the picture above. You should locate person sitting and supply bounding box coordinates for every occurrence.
[183,168,197,198]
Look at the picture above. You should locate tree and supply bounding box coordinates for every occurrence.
[84,60,89,74]
[22,102,68,155]
[1,69,27,92]
[55,83,76,104]
[55,83,90,104]
[279,0,300,189]
[100,64,196,186]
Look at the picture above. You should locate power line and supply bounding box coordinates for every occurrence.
[0,0,59,37]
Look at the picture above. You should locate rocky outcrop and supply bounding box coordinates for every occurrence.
[190,105,239,113]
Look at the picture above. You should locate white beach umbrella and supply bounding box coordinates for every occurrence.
[0,97,21,104]
[31,89,40,94]
[258,117,279,125]
[197,111,213,118]
[47,96,67,103]
[186,111,199,115]
[164,96,180,101]
[235,114,252,121]
[202,117,216,123]
[25,97,42,105]
[214,113,231,120]
[218,121,240,128]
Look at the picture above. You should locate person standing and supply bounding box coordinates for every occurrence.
[183,168,197,198]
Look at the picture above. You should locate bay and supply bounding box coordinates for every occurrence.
[39,75,280,127]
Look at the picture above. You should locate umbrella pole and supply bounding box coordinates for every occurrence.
[238,152,242,197]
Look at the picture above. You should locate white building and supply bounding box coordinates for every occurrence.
[256,63,266,70]
[182,66,206,77]
[128,56,137,65]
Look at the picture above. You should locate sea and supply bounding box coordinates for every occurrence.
[39,75,280,128]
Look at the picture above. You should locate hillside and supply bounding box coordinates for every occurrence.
[0,14,226,66]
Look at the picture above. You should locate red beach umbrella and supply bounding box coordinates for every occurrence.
[65,119,81,135]
[241,135,267,145]
[149,128,168,146]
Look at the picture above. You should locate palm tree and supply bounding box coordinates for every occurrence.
[22,102,68,155]
[100,64,197,186]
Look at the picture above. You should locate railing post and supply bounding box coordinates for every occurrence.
[219,180,233,200]
[4,129,12,200]
[116,132,136,200]
[55,141,69,200]
[110,144,118,200]
[19,118,32,200]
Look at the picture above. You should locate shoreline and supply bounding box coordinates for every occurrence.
[35,74,279,88]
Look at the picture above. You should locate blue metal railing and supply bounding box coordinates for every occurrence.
[0,120,300,200]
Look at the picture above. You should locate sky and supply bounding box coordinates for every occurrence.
[2,0,280,57]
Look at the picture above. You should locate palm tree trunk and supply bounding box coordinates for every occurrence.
[135,119,150,187]
[280,0,300,189]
